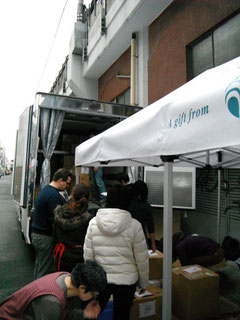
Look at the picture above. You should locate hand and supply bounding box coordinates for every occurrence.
[139,288,145,294]
[151,244,157,253]
[83,299,101,319]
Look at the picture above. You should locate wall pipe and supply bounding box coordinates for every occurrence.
[131,33,137,106]
[77,0,84,22]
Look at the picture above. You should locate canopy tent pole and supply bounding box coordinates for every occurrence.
[215,156,240,168]
[178,156,206,167]
[161,158,174,320]
[75,167,80,184]
[226,169,230,235]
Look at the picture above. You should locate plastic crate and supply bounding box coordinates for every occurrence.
[98,301,113,320]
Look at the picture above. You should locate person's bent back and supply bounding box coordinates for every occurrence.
[0,260,107,320]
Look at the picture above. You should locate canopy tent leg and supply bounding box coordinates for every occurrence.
[75,167,80,184]
[162,160,173,320]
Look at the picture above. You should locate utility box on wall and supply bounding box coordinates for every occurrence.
[144,167,196,209]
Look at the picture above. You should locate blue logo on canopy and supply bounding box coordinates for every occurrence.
[225,76,240,118]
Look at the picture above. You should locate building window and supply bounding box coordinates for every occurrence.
[112,88,130,105]
[187,12,240,80]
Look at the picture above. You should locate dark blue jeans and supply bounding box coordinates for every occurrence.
[90,167,106,200]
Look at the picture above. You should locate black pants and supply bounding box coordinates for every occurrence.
[98,283,136,320]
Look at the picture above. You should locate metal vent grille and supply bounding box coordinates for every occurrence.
[13,166,23,204]
[144,167,196,209]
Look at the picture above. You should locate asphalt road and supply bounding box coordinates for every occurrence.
[0,174,34,303]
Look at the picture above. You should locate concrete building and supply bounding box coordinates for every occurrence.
[50,0,240,242]
[0,141,7,175]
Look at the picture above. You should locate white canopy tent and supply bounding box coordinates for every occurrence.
[75,57,240,319]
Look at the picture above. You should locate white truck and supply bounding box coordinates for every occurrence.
[12,92,141,244]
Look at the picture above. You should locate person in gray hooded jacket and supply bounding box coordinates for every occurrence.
[84,184,149,320]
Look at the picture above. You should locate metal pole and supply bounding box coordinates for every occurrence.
[77,0,84,22]
[217,168,221,242]
[226,169,230,235]
[206,150,210,165]
[75,166,80,184]
[130,33,136,106]
[162,161,173,320]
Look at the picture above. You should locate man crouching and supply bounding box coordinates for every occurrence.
[0,260,106,320]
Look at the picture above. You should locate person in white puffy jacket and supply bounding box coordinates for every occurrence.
[84,183,149,320]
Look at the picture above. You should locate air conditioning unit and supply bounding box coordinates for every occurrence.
[144,167,196,209]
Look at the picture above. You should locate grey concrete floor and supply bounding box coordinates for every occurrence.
[0,174,34,303]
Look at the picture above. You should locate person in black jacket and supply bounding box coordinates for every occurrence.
[159,232,224,267]
[31,168,72,279]
[128,180,156,252]
[53,183,93,272]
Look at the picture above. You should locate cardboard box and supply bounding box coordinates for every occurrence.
[149,250,163,280]
[79,167,91,187]
[172,265,219,320]
[67,166,91,195]
[148,279,161,287]
[172,259,181,268]
[130,285,162,320]
[70,166,91,187]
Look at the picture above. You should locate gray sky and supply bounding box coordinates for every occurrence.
[0,0,90,161]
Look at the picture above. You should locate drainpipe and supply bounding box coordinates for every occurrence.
[77,0,84,22]
[130,33,137,106]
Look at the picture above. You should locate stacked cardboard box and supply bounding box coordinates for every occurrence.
[69,166,91,186]
[149,250,163,280]
[65,166,91,195]
[172,265,219,320]
[130,285,162,320]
